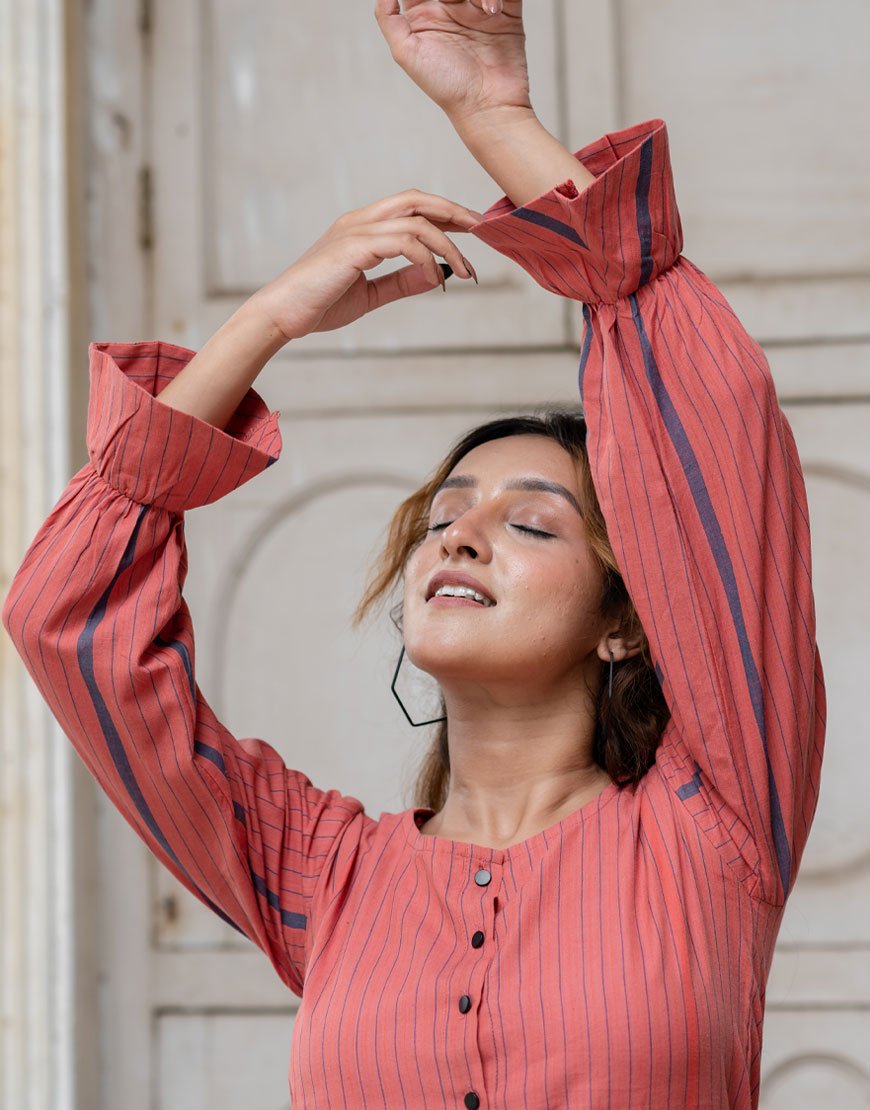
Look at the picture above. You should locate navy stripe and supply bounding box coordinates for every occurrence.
[76,506,248,937]
[634,136,655,288]
[512,206,589,249]
[628,294,791,897]
[676,763,704,801]
[250,870,306,929]
[578,304,594,396]
[156,626,309,928]
[157,627,308,928]
[193,739,226,774]
[156,633,195,699]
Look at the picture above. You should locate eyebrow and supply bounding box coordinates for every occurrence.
[434,475,584,519]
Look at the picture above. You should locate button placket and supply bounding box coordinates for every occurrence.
[462,865,494,1017]
[454,862,499,1107]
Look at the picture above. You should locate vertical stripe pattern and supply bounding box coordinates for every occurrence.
[2,119,824,1108]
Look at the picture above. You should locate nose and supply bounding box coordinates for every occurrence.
[439,506,493,561]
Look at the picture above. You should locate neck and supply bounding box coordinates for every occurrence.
[419,679,611,849]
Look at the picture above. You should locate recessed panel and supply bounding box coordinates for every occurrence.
[796,469,870,876]
[153,0,568,351]
[157,1012,295,1110]
[777,404,870,943]
[617,0,870,280]
[154,480,422,949]
[760,1011,870,1110]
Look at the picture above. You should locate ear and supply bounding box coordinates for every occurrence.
[595,626,644,664]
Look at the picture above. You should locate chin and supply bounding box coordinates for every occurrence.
[405,632,524,687]
[404,631,486,679]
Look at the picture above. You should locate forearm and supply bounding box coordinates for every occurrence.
[451,106,595,208]
[156,300,288,429]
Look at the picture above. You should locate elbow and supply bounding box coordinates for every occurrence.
[1,577,29,653]
[2,573,70,665]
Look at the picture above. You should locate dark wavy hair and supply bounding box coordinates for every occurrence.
[352,410,671,811]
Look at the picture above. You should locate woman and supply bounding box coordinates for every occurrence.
[2,1,824,1106]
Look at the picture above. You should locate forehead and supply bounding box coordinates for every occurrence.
[443,434,580,489]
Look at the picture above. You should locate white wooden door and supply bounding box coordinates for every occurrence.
[86,1,870,1107]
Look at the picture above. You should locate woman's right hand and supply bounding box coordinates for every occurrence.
[248,189,483,341]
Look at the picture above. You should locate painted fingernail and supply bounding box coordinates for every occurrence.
[483,0,502,13]
[438,262,453,291]
[460,255,479,284]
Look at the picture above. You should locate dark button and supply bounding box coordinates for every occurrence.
[464,1093,480,1110]
[471,930,485,948]
[473,868,491,887]
[458,994,472,1014]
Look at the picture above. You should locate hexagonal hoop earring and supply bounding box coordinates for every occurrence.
[391,644,447,727]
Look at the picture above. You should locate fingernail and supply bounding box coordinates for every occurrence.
[483,0,502,13]
[438,262,453,291]
[460,255,479,284]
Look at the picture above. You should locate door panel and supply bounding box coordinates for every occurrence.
[616,0,869,279]
[566,0,870,364]
[151,0,569,353]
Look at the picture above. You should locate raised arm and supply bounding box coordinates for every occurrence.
[2,339,353,996]
[378,1,826,907]
[1,189,481,994]
[471,120,824,907]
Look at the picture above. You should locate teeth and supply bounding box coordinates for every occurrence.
[433,584,493,606]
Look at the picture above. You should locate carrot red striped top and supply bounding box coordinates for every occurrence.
[2,119,825,1109]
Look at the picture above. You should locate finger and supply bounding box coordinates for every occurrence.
[353,189,484,229]
[469,0,512,14]
[360,232,445,301]
[362,216,475,279]
[367,261,449,311]
[373,0,411,51]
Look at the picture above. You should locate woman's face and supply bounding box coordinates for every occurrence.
[402,434,612,692]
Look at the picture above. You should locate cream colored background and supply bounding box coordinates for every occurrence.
[2,1,869,1108]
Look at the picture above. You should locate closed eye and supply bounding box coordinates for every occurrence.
[427,522,554,539]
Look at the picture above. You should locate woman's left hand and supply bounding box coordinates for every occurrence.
[375,0,530,126]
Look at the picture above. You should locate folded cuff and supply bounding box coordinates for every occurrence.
[86,341,283,513]
[469,118,683,304]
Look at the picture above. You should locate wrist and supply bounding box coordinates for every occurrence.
[236,294,295,353]
[448,102,539,147]
[446,107,593,209]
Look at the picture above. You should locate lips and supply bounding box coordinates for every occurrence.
[426,571,496,605]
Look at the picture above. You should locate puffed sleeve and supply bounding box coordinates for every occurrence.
[2,341,368,995]
[469,120,825,906]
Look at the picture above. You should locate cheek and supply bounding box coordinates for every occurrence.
[402,544,425,590]
[517,554,603,642]
[524,550,601,606]
[400,546,430,621]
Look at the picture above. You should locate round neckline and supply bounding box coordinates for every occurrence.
[405,778,621,862]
